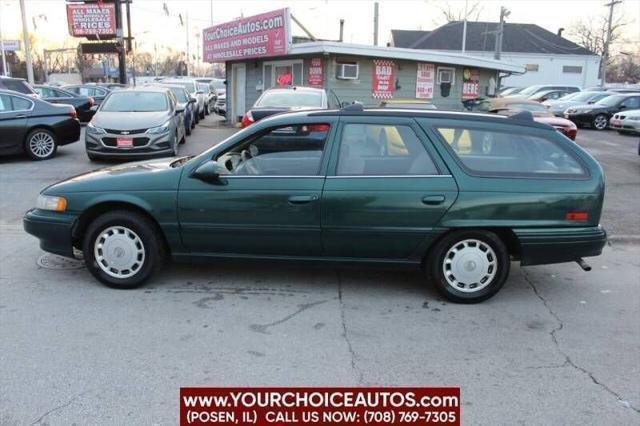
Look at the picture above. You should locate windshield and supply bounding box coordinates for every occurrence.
[518,85,544,96]
[165,81,196,93]
[210,80,225,90]
[595,95,625,107]
[567,92,601,102]
[198,83,209,92]
[256,91,323,108]
[168,87,188,103]
[101,92,168,112]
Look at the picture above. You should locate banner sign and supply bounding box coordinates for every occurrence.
[180,387,461,425]
[462,68,480,100]
[372,60,395,99]
[66,3,117,38]
[416,63,435,99]
[203,8,289,63]
[307,57,323,87]
[0,40,21,52]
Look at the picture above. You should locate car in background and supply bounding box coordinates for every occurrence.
[85,87,185,161]
[609,109,640,135]
[24,105,606,303]
[214,93,226,116]
[197,82,214,115]
[34,85,96,122]
[527,89,573,103]
[209,78,225,99]
[0,89,80,160]
[379,99,437,109]
[161,78,205,122]
[241,86,328,127]
[506,84,580,98]
[564,93,640,130]
[497,87,523,97]
[94,82,128,91]
[543,91,610,117]
[157,84,197,136]
[64,84,110,106]
[478,98,577,140]
[0,76,38,97]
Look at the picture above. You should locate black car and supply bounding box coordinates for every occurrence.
[564,93,640,130]
[63,85,110,106]
[34,85,96,122]
[0,90,80,160]
[0,76,37,97]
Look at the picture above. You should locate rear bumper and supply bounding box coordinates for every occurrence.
[515,226,607,266]
[23,209,76,258]
[55,119,81,146]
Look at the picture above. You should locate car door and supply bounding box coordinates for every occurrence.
[178,118,337,257]
[321,116,458,260]
[0,94,31,151]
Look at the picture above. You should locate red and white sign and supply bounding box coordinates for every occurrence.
[372,60,395,99]
[66,3,116,37]
[307,58,323,88]
[203,9,289,63]
[416,63,435,99]
[116,138,133,148]
[462,68,481,100]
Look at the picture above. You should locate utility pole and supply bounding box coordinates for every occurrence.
[113,0,126,84]
[210,0,213,25]
[19,0,34,84]
[373,2,379,46]
[494,6,510,60]
[0,1,8,76]
[125,0,134,85]
[186,11,190,76]
[601,0,622,88]
[462,0,468,53]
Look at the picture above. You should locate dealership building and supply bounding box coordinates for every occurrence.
[204,9,524,124]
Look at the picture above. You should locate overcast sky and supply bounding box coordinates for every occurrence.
[1,0,638,55]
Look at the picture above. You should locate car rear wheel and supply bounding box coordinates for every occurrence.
[427,230,510,303]
[25,129,57,160]
[82,210,164,289]
[199,108,205,120]
[593,114,608,130]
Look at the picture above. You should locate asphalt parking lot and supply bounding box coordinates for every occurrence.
[1,116,638,424]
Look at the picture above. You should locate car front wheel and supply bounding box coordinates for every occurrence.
[593,114,608,130]
[82,210,164,289]
[25,129,57,160]
[427,230,510,303]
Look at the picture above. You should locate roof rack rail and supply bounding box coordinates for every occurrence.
[508,110,535,122]
[340,102,364,112]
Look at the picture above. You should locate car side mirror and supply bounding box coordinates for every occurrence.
[175,107,185,115]
[191,160,227,183]
[188,98,197,104]
[90,105,99,112]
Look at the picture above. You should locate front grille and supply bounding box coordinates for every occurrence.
[102,137,150,147]
[104,128,148,135]
[619,115,626,120]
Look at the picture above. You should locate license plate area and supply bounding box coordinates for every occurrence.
[116,137,133,148]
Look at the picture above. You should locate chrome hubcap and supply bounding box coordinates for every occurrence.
[443,239,497,293]
[595,116,607,129]
[94,226,145,279]
[29,132,55,158]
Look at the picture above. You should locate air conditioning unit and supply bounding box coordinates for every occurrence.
[336,63,359,80]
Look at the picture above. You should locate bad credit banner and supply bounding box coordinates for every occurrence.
[203,9,289,63]
[180,387,460,425]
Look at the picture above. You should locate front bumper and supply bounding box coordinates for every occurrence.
[23,209,76,258]
[515,226,607,266]
[86,131,174,159]
[609,119,640,133]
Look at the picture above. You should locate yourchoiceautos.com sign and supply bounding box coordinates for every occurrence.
[203,9,289,63]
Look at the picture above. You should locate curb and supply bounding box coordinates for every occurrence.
[607,235,640,245]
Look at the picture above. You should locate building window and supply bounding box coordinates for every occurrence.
[437,67,455,85]
[525,64,539,72]
[263,60,304,89]
[562,65,583,74]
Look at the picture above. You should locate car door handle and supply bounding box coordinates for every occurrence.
[15,114,28,118]
[288,195,318,205]
[422,195,446,205]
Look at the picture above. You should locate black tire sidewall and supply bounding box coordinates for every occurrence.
[429,230,510,303]
[82,211,162,289]
[25,129,57,160]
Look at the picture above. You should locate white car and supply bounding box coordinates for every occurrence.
[609,109,640,135]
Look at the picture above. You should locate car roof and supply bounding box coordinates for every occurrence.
[263,86,325,93]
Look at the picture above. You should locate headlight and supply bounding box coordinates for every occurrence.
[147,120,171,134]
[87,122,106,134]
[36,195,67,212]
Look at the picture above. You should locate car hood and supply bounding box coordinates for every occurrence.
[43,157,183,194]
[93,111,171,130]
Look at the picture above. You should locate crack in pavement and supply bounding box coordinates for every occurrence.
[31,391,87,425]
[336,270,366,385]
[249,300,327,334]
[522,268,640,414]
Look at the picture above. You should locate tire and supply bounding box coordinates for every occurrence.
[185,124,191,136]
[171,134,179,156]
[87,153,98,161]
[592,114,608,130]
[427,230,510,304]
[195,110,200,124]
[82,210,164,289]
[25,128,57,160]
[191,112,196,129]
[179,133,186,145]
[199,108,205,120]
[204,104,210,116]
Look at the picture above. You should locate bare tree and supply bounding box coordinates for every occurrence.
[438,2,483,24]
[567,12,628,64]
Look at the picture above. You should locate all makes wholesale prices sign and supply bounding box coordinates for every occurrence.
[203,9,289,63]
[66,3,116,37]
[372,60,395,99]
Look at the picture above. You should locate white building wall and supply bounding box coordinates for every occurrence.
[461,51,601,88]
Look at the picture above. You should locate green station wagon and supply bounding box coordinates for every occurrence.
[24,106,607,303]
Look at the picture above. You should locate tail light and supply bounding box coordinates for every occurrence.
[303,123,330,132]
[69,108,77,119]
[566,212,588,221]
[241,111,254,128]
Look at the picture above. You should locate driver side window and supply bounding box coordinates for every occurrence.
[216,123,331,176]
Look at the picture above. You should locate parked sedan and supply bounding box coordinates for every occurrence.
[161,79,205,122]
[543,91,610,117]
[0,89,80,160]
[85,87,185,161]
[214,93,226,116]
[34,85,95,122]
[241,86,328,127]
[564,93,640,130]
[24,107,606,303]
[527,89,572,103]
[157,84,197,136]
[609,109,640,135]
[506,84,580,98]
[0,76,38,97]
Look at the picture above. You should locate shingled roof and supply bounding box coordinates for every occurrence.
[391,22,595,55]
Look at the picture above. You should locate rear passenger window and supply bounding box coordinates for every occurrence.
[436,127,586,177]
[337,124,438,176]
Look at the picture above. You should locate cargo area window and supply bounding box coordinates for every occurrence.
[436,127,586,177]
